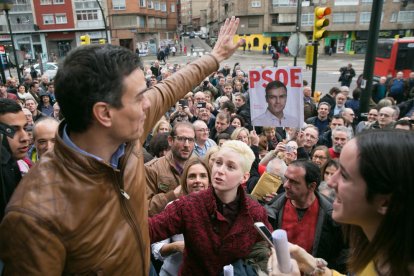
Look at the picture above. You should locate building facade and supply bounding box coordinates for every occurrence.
[215,0,414,54]
[0,0,178,65]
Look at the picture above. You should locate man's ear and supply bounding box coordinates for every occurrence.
[308,182,317,191]
[376,194,391,216]
[92,102,112,128]
[167,135,174,147]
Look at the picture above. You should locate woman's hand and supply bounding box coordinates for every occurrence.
[267,247,300,276]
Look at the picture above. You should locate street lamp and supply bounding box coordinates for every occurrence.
[0,0,22,84]
[95,0,109,44]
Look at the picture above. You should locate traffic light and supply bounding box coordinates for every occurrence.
[80,35,91,45]
[99,39,106,44]
[313,7,331,41]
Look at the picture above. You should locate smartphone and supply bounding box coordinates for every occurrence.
[179,99,188,107]
[254,222,273,247]
[285,145,294,153]
[196,102,206,109]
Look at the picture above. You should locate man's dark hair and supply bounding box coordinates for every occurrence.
[265,80,287,95]
[329,87,341,96]
[221,101,236,114]
[395,120,412,130]
[170,122,195,138]
[290,159,321,188]
[331,114,345,124]
[149,132,170,158]
[29,83,38,90]
[318,101,331,111]
[0,98,22,116]
[217,132,231,141]
[352,88,361,100]
[54,44,142,133]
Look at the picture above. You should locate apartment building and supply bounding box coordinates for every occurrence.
[109,0,178,54]
[0,0,178,63]
[208,0,414,54]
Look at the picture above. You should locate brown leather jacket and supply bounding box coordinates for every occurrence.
[145,151,181,217]
[0,54,219,275]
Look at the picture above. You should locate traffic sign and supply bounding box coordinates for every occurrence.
[288,33,308,57]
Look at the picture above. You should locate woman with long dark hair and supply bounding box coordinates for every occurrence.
[268,130,414,275]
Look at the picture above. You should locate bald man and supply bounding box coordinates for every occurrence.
[31,117,59,161]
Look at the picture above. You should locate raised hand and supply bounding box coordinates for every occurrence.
[211,17,244,63]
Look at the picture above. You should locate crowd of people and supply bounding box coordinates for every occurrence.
[0,16,413,276]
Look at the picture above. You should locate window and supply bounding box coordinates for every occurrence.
[40,0,52,4]
[154,1,160,10]
[148,17,155,27]
[398,11,414,23]
[53,0,64,4]
[140,0,146,6]
[55,14,67,24]
[137,16,146,27]
[361,0,372,3]
[248,17,259,28]
[251,1,261,7]
[272,0,296,6]
[301,13,313,26]
[360,12,383,24]
[113,0,125,10]
[170,4,175,12]
[161,2,166,11]
[74,0,99,9]
[279,13,296,23]
[271,14,278,25]
[335,0,358,5]
[43,14,54,24]
[148,0,153,8]
[76,10,98,21]
[390,12,397,22]
[333,12,356,24]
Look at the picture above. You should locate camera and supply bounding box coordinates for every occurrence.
[203,80,209,87]
[196,102,206,109]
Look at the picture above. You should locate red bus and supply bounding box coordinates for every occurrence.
[374,37,414,78]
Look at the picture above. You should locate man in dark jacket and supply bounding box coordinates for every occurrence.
[0,99,30,220]
[338,64,356,87]
[265,160,347,273]
[209,111,235,143]
[234,93,252,130]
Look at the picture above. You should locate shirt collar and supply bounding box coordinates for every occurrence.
[62,125,125,168]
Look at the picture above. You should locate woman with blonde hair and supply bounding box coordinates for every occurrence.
[150,141,272,275]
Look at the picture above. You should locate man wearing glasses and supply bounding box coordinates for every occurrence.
[146,122,196,216]
[192,120,216,158]
[252,80,299,127]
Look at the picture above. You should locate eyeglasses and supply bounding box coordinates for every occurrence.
[174,136,195,144]
[196,128,209,133]
[312,155,327,160]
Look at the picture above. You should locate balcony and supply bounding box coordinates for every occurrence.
[0,23,35,32]
[9,4,32,13]
[77,21,105,29]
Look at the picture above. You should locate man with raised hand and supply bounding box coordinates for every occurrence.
[0,17,243,275]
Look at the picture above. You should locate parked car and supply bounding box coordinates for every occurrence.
[189,32,196,39]
[200,33,207,39]
[33,62,58,80]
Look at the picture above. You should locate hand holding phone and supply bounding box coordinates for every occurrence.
[254,222,273,248]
